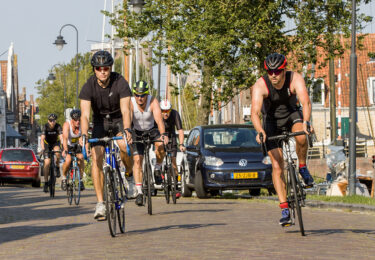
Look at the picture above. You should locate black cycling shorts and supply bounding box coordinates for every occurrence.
[91,118,123,147]
[44,142,61,158]
[68,144,82,154]
[131,127,161,156]
[263,110,303,151]
[166,136,178,157]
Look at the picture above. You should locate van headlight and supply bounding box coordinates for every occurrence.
[205,156,224,166]
[262,156,272,165]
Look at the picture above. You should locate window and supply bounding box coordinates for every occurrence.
[203,127,260,149]
[310,78,324,105]
[1,149,34,162]
[186,130,198,147]
[367,77,375,105]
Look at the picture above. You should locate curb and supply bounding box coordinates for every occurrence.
[249,195,375,212]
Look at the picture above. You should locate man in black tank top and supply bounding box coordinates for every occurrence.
[250,53,315,227]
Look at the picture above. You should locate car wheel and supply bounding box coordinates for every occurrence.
[32,179,41,188]
[181,162,192,197]
[249,188,261,196]
[195,170,208,198]
[267,187,276,195]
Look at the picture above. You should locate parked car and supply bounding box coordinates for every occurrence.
[0,148,41,187]
[180,124,274,198]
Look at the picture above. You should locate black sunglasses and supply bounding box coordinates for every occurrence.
[135,93,147,98]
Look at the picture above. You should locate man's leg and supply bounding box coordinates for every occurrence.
[154,141,165,184]
[43,158,51,192]
[53,146,61,177]
[133,154,144,206]
[116,138,133,175]
[77,153,85,190]
[171,157,181,198]
[292,122,314,187]
[91,145,106,219]
[61,154,71,191]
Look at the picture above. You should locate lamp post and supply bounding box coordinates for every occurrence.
[130,0,145,82]
[47,64,67,120]
[53,24,79,109]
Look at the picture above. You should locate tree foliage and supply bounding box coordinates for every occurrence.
[109,0,372,123]
[36,53,93,126]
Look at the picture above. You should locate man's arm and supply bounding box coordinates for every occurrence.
[120,96,132,143]
[40,134,45,151]
[250,78,268,142]
[151,97,166,135]
[291,72,313,133]
[62,122,69,153]
[80,99,91,136]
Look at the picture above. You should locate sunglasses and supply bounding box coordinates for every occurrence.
[267,69,283,76]
[48,119,56,122]
[134,93,147,98]
[95,66,110,72]
[162,109,171,113]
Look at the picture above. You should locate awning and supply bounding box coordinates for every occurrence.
[6,124,25,139]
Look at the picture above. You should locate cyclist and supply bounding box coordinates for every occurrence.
[130,80,168,206]
[160,99,186,198]
[79,50,132,220]
[61,109,85,191]
[250,53,314,226]
[40,113,63,193]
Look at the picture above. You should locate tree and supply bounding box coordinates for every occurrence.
[36,53,93,126]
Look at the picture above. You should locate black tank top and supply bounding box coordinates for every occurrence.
[261,71,300,119]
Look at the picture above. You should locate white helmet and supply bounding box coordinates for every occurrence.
[160,99,172,110]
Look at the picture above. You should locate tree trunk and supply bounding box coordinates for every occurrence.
[196,66,213,126]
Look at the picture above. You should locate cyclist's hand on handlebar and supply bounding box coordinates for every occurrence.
[162,135,169,145]
[179,144,186,152]
[303,121,314,135]
[256,130,266,144]
[124,128,133,145]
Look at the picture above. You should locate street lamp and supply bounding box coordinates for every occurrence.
[47,64,67,120]
[53,24,79,109]
[130,0,145,82]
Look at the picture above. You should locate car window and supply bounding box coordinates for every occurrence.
[1,150,34,162]
[186,130,198,146]
[203,127,260,149]
[193,131,200,147]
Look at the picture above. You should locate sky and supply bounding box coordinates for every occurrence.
[1,1,375,100]
[0,0,124,98]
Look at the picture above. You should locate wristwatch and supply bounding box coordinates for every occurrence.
[179,144,185,147]
[303,121,310,126]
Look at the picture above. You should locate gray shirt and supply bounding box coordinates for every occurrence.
[131,95,155,131]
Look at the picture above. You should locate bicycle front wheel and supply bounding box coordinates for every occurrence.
[116,171,126,233]
[73,168,81,205]
[104,167,117,237]
[170,166,177,204]
[288,164,305,236]
[49,165,56,198]
[145,163,152,215]
[67,171,73,205]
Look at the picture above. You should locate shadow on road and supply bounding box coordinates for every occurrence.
[0,223,89,244]
[156,208,229,215]
[287,229,375,236]
[125,223,226,235]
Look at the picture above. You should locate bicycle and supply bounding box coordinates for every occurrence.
[162,141,178,204]
[43,150,61,198]
[66,149,82,205]
[83,134,130,237]
[132,130,163,215]
[260,130,312,236]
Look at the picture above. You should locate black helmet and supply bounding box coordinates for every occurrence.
[70,109,81,120]
[48,113,57,121]
[264,53,287,70]
[91,50,114,67]
[132,80,149,94]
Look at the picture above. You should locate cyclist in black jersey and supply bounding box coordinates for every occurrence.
[160,100,186,198]
[40,113,63,193]
[250,53,314,226]
[79,50,133,220]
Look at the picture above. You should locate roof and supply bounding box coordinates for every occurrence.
[6,125,25,139]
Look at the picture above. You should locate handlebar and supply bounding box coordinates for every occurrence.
[82,135,131,160]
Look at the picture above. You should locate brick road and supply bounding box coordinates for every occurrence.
[1,186,375,260]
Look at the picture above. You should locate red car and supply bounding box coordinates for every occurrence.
[0,148,41,187]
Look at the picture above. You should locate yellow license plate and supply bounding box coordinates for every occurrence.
[231,172,258,179]
[10,165,25,169]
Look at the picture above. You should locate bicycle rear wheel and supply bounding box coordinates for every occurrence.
[164,168,170,204]
[170,166,177,204]
[73,168,81,205]
[116,171,126,233]
[288,164,305,236]
[104,167,117,237]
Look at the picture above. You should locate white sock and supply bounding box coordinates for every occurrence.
[136,183,142,194]
[155,163,161,170]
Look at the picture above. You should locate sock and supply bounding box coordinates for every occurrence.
[136,183,142,194]
[155,163,161,170]
[299,163,306,169]
[279,202,288,209]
